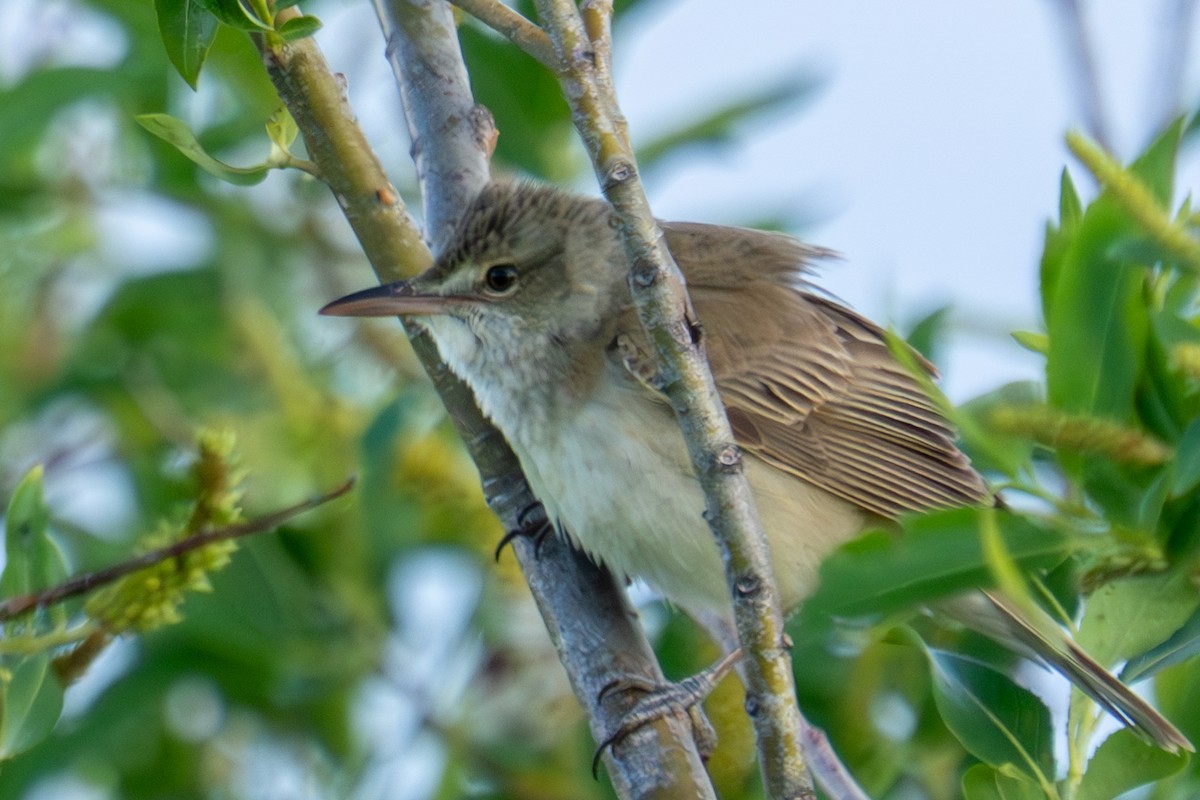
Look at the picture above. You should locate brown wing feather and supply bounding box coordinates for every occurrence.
[660,221,988,518]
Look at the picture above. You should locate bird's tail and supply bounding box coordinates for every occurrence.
[973,590,1192,754]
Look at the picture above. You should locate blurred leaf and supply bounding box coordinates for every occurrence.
[1040,172,1085,324]
[962,764,1045,800]
[1080,457,1171,530]
[154,0,218,89]
[959,381,1043,476]
[1045,198,1148,423]
[1,467,67,614]
[276,15,322,42]
[197,0,270,30]
[799,508,1067,625]
[0,655,65,761]
[1077,571,1199,668]
[0,68,137,169]
[1122,602,1200,682]
[136,113,272,185]
[929,650,1055,784]
[1011,330,1048,355]
[1128,119,1183,207]
[265,105,299,150]
[1060,168,1083,229]
[459,25,577,180]
[70,269,264,413]
[1172,418,1200,497]
[905,305,951,363]
[1076,729,1188,800]
[636,75,819,170]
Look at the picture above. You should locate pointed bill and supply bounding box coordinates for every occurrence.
[319,282,457,317]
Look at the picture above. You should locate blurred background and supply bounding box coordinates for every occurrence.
[1,0,1198,797]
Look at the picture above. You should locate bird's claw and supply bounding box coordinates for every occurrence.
[591,648,743,778]
[494,502,555,561]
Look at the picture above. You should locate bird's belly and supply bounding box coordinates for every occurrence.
[508,389,866,616]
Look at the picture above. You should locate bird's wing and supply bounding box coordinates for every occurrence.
[633,222,988,518]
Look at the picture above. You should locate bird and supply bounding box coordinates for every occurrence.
[320,180,1190,754]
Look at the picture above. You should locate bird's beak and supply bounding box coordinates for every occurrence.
[319,281,455,317]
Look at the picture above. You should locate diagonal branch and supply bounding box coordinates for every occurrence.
[448,0,558,70]
[0,478,355,622]
[257,4,715,794]
[530,0,815,796]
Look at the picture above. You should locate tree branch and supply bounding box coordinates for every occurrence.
[257,5,715,794]
[0,478,355,622]
[448,0,559,71]
[530,1,815,796]
[1050,0,1112,150]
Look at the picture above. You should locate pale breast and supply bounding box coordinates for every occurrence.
[505,376,867,617]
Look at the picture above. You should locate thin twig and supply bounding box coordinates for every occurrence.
[448,0,558,70]
[533,0,815,796]
[1154,0,1197,132]
[1050,0,1112,150]
[0,478,355,622]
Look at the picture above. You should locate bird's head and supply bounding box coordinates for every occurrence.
[321,182,628,407]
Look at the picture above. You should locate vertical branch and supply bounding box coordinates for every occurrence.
[531,1,814,797]
[373,0,493,249]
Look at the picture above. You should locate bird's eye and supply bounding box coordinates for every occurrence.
[483,263,519,294]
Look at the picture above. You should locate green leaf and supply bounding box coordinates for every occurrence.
[798,508,1067,625]
[1045,199,1148,422]
[636,74,820,170]
[958,381,1043,477]
[929,650,1056,784]
[1171,418,1200,497]
[1011,330,1048,355]
[1,466,68,619]
[265,106,299,151]
[905,305,951,363]
[1059,168,1083,229]
[1040,170,1087,324]
[1077,571,1200,668]
[963,764,1046,800]
[276,15,322,42]
[1076,729,1188,800]
[459,25,576,180]
[136,113,271,185]
[154,0,218,89]
[1128,118,1183,207]
[0,654,65,760]
[197,0,270,30]
[1122,601,1200,682]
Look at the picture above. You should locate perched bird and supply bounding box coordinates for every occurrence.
[322,181,1189,753]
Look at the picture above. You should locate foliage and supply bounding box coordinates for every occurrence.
[1,1,1199,799]
[790,123,1200,798]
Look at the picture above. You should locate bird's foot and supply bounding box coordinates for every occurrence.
[494,502,554,561]
[591,648,743,777]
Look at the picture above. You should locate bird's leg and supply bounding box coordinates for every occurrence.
[493,501,555,561]
[591,648,742,777]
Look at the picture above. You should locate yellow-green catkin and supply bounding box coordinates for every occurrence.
[85,430,244,634]
[988,405,1171,466]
